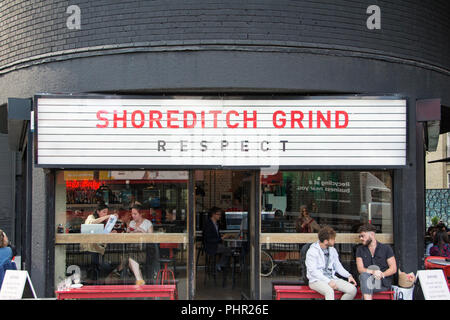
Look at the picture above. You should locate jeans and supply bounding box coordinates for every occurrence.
[359,272,390,295]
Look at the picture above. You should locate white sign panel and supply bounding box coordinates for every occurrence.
[417,270,450,300]
[35,97,407,167]
[0,270,37,299]
[109,170,189,180]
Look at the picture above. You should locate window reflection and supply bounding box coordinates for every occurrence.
[260,170,394,300]
[261,171,393,233]
[55,170,188,299]
[58,170,188,234]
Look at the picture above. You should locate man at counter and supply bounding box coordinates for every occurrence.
[203,206,232,272]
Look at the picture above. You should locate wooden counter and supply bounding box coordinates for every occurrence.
[55,233,188,244]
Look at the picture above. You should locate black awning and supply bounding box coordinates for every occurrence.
[428,157,450,163]
[6,98,32,151]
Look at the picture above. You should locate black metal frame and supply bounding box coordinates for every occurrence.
[45,169,56,297]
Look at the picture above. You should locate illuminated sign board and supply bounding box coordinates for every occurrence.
[35,96,406,167]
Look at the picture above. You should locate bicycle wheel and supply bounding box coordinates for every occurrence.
[260,250,275,277]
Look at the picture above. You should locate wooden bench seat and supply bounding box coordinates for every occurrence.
[55,284,177,300]
[274,284,394,300]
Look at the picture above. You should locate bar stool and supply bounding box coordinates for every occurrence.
[204,252,227,287]
[158,243,178,285]
[196,240,205,272]
[204,253,217,286]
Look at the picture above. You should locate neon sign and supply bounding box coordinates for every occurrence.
[66,180,101,190]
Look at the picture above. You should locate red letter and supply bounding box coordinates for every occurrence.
[317,111,331,128]
[131,110,145,128]
[335,111,349,128]
[200,111,206,128]
[243,110,257,128]
[290,111,304,128]
[209,110,222,128]
[96,110,109,128]
[183,111,197,128]
[167,110,179,128]
[149,110,163,128]
[226,110,239,128]
[272,111,286,128]
[113,110,127,128]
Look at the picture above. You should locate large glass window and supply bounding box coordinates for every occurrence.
[261,171,393,234]
[260,170,394,299]
[54,170,188,299]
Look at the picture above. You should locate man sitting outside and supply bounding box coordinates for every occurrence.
[356,223,397,300]
[306,226,357,300]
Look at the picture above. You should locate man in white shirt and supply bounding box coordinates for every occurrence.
[306,226,357,300]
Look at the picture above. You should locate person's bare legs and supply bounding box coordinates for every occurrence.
[128,257,145,285]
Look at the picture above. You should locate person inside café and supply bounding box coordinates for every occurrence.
[164,208,185,233]
[295,205,321,233]
[127,203,153,233]
[306,226,357,300]
[356,223,397,300]
[112,203,157,284]
[203,206,232,272]
[81,203,118,283]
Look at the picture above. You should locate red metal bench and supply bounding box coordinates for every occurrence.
[55,284,177,300]
[274,285,394,300]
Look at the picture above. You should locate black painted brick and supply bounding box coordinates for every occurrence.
[0,0,449,70]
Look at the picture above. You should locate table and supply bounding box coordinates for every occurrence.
[55,284,177,300]
[425,257,450,288]
[223,239,247,289]
[427,259,450,266]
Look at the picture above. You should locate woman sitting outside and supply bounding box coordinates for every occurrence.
[0,229,17,289]
[429,230,450,258]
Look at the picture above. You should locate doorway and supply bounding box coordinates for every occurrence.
[193,170,258,300]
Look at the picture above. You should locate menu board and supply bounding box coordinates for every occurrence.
[417,270,450,300]
[0,270,37,299]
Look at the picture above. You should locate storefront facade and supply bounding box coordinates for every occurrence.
[32,95,404,299]
[0,1,449,299]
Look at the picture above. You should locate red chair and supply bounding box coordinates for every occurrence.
[157,243,178,285]
[424,256,450,288]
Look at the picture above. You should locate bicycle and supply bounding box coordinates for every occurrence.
[260,249,277,277]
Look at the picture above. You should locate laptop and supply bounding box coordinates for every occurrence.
[80,224,104,234]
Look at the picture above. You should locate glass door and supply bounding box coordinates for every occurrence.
[193,170,258,300]
[239,170,258,299]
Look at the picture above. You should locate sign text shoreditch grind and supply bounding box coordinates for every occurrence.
[35,98,406,167]
[95,108,349,153]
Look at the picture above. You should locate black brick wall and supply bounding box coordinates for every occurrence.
[1,0,449,72]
